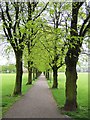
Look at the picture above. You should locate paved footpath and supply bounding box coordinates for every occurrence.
[3,74,71,119]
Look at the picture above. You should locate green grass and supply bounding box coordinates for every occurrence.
[1,73,89,119]
[48,72,89,120]
[1,73,36,117]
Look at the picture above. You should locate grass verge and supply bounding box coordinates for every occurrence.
[48,72,89,120]
[1,73,37,117]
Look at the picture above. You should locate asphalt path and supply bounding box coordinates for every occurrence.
[3,74,71,119]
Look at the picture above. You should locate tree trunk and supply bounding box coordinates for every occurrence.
[46,70,48,79]
[52,67,58,88]
[26,61,32,85]
[64,2,81,111]
[13,51,23,96]
[64,52,78,111]
[44,71,45,75]
[46,70,49,80]
[36,69,38,78]
[33,68,35,80]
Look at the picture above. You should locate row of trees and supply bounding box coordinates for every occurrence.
[1,1,48,95]
[1,1,90,111]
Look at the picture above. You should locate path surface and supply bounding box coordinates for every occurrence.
[3,74,71,119]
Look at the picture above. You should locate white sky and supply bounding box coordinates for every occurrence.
[0,20,16,65]
[0,52,16,65]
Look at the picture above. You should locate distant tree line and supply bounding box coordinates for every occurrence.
[0,64,16,73]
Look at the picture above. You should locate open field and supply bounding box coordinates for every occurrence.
[1,73,36,116]
[48,72,89,120]
[1,73,89,119]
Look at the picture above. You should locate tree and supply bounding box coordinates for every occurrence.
[1,2,26,95]
[64,2,90,111]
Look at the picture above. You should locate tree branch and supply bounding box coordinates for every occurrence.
[39,39,53,61]
[49,63,53,69]
[57,62,65,69]
[13,2,19,34]
[78,2,84,9]
[80,14,90,36]
[6,2,12,27]
[81,21,90,37]
[1,5,12,39]
[33,2,49,21]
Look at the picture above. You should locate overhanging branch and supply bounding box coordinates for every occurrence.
[33,2,49,21]
[82,21,90,37]
[57,62,65,69]
[80,14,90,36]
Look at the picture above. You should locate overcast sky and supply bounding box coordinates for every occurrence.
[0,20,16,65]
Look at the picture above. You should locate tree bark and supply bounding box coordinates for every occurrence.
[46,70,49,79]
[64,2,82,111]
[26,61,32,85]
[46,70,49,80]
[52,66,58,88]
[36,69,38,78]
[13,51,23,95]
[64,48,79,111]
[32,68,35,80]
[43,71,45,76]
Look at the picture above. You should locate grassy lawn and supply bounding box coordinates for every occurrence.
[48,72,89,120]
[1,73,36,117]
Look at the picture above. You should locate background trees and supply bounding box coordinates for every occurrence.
[23,2,49,85]
[38,3,69,88]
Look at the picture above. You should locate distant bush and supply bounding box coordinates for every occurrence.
[0,64,16,73]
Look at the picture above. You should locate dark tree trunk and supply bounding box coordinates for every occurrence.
[13,51,23,95]
[46,70,49,80]
[36,69,39,78]
[64,53,78,111]
[47,70,49,80]
[39,71,42,76]
[64,2,82,111]
[26,61,32,85]
[49,71,52,83]
[44,71,45,75]
[32,68,35,80]
[45,70,48,78]
[52,66,58,88]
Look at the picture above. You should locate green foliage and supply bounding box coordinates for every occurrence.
[58,65,66,72]
[0,64,16,73]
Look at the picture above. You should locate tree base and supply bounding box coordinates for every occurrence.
[26,82,32,85]
[13,91,22,96]
[52,85,58,89]
[33,78,36,81]
[64,102,77,111]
